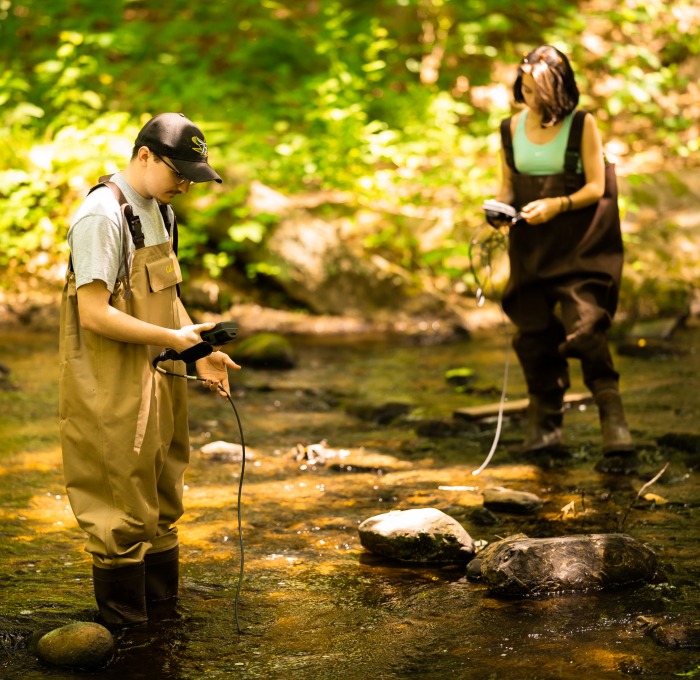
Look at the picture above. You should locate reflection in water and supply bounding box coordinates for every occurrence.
[0,328,699,679]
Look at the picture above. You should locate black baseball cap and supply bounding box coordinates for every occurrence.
[134,112,222,184]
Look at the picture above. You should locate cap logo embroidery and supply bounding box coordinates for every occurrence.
[191,136,208,157]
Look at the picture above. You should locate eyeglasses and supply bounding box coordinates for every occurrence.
[153,152,191,186]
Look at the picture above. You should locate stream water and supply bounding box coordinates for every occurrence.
[0,323,699,679]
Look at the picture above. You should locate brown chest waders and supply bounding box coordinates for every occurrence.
[500,112,634,457]
[59,179,188,624]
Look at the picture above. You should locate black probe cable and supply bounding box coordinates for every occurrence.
[154,351,246,634]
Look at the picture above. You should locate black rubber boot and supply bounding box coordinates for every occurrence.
[93,562,148,627]
[518,391,565,453]
[145,546,179,622]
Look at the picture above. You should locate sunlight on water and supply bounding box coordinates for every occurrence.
[1,328,699,679]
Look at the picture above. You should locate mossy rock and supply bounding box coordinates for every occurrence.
[36,622,114,670]
[445,367,475,386]
[232,332,297,369]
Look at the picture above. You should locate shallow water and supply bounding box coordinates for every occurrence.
[1,324,699,679]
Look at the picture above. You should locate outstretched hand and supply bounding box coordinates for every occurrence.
[195,350,241,396]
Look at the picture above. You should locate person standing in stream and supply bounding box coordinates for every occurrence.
[59,112,240,626]
[491,45,636,472]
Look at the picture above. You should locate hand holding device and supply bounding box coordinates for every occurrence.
[200,321,238,346]
[482,199,523,228]
[153,321,238,367]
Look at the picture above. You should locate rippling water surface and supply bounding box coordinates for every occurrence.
[1,325,699,679]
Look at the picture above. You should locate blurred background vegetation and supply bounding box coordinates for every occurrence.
[0,0,698,320]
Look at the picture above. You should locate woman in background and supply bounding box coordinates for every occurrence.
[493,44,636,473]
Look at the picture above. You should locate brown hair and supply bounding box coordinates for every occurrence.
[513,45,579,127]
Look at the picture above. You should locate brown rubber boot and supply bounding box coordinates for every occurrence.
[518,392,565,453]
[593,386,638,474]
[145,546,179,622]
[92,562,148,627]
[594,387,635,454]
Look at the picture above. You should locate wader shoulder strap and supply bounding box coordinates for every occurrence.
[95,175,146,249]
[78,175,146,300]
[159,206,181,297]
[158,205,178,257]
[564,110,588,173]
[500,117,517,173]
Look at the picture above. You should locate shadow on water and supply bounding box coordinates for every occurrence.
[1,325,699,679]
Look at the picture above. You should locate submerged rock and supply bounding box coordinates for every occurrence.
[347,401,412,425]
[358,508,475,563]
[0,628,32,653]
[656,432,700,454]
[36,622,114,670]
[230,332,297,369]
[473,533,657,595]
[636,616,700,649]
[482,486,544,514]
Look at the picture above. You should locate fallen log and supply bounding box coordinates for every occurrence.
[453,392,591,422]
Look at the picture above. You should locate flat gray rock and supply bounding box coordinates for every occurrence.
[359,508,475,563]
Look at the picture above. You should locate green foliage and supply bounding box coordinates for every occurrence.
[0,0,697,315]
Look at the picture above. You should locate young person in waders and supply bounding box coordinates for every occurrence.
[59,113,240,627]
[491,45,637,473]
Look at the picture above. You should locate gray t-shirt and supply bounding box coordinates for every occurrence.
[68,173,175,292]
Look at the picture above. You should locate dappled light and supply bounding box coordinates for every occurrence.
[1,1,700,677]
[1,1,698,325]
[3,328,700,677]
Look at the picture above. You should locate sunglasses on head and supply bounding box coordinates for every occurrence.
[521,52,563,68]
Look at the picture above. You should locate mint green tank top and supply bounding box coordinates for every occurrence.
[513,110,578,175]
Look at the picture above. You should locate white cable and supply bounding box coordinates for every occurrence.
[471,301,511,476]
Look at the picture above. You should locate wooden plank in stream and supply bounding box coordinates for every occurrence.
[453,392,591,422]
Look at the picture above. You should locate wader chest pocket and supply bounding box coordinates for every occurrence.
[146,253,182,293]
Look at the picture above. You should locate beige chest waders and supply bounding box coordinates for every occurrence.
[59,184,189,571]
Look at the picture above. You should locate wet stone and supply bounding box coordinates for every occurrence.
[346,401,412,425]
[656,432,700,454]
[36,622,114,670]
[0,629,32,653]
[475,533,658,595]
[637,616,700,649]
[199,440,255,463]
[414,418,478,438]
[482,486,544,514]
[358,508,475,563]
[467,506,500,526]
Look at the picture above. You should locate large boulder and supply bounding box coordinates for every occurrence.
[358,508,475,563]
[472,533,657,595]
[253,199,473,333]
